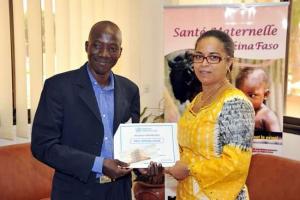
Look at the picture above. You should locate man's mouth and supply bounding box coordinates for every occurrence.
[97,61,110,65]
[94,59,111,65]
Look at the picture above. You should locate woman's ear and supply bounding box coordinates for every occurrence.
[227,66,231,73]
[264,89,270,100]
[226,57,234,72]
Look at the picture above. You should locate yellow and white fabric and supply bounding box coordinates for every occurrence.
[177,87,255,200]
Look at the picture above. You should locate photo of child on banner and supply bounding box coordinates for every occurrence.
[232,59,283,155]
[235,67,281,133]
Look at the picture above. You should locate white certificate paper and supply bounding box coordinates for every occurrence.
[114,123,179,168]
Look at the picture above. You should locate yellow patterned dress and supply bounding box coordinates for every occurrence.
[176,87,255,200]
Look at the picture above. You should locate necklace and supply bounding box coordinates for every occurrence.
[193,79,230,112]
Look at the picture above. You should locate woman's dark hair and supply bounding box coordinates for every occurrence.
[195,30,234,80]
[195,29,234,58]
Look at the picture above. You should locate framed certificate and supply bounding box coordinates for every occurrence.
[114,123,179,168]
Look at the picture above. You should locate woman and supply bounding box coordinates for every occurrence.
[165,30,255,200]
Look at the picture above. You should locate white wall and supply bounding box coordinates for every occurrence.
[283,133,300,160]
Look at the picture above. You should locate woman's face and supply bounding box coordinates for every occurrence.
[193,37,232,86]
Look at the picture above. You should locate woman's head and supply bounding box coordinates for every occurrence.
[193,30,234,86]
[195,30,234,58]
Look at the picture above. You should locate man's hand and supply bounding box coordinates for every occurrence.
[165,161,189,181]
[102,159,132,179]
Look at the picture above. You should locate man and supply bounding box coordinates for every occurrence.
[31,21,139,200]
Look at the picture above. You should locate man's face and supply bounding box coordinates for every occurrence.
[238,75,267,111]
[85,26,122,76]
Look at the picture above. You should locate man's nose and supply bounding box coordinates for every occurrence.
[98,47,110,57]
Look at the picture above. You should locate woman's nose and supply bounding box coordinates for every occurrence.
[202,57,210,65]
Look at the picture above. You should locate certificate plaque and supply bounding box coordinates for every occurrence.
[114,123,179,168]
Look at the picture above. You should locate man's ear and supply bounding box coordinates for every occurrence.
[85,41,89,52]
[119,47,123,57]
[264,89,270,100]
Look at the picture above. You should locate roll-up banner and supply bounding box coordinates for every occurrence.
[164,3,288,198]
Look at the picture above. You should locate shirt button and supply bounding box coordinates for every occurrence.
[104,137,108,140]
[103,114,106,118]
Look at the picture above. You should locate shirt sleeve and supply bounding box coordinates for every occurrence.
[188,98,255,200]
[92,156,104,175]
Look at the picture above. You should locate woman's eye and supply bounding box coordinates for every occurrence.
[209,55,220,61]
[193,55,204,60]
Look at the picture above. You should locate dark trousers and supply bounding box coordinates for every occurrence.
[51,175,132,200]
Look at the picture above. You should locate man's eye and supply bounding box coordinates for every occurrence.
[109,47,118,53]
[93,43,102,49]
[249,94,256,98]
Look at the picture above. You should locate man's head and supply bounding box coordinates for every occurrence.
[236,67,270,111]
[85,21,122,76]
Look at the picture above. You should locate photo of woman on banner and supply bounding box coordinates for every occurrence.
[235,66,282,137]
[164,30,255,200]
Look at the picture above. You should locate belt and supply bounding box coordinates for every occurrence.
[96,175,115,184]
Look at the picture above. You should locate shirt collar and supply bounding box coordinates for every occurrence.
[87,64,114,90]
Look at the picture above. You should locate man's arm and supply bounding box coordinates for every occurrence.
[130,85,140,123]
[31,79,95,183]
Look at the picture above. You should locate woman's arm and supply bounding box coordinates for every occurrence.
[189,98,255,199]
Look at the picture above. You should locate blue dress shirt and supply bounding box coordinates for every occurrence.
[87,66,114,176]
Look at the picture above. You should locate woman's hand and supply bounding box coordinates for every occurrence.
[165,161,189,181]
[137,161,163,175]
[136,162,164,184]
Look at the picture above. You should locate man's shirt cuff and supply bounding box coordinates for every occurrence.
[92,156,104,175]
